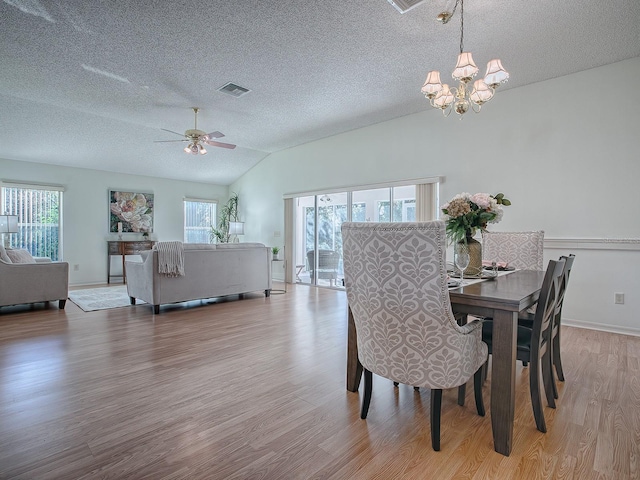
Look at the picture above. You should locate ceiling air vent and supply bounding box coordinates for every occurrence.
[387,0,427,14]
[217,82,251,98]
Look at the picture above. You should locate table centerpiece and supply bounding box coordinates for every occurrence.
[441,192,511,276]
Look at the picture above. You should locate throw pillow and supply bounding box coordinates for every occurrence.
[5,249,36,264]
[0,244,11,263]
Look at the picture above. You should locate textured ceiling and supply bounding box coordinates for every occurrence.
[1,0,639,185]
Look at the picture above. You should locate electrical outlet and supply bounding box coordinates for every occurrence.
[73,264,80,271]
[614,292,624,304]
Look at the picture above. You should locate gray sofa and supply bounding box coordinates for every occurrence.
[125,243,272,314]
[0,255,69,309]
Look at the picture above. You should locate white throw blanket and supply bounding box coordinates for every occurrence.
[154,241,185,277]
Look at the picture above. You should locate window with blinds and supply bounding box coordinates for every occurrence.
[184,199,217,243]
[1,184,63,261]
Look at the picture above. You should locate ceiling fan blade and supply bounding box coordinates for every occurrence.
[203,130,224,139]
[154,139,189,143]
[160,128,187,138]
[204,140,236,149]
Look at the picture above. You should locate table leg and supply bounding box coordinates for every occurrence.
[346,306,362,392]
[456,313,468,406]
[490,309,518,456]
[121,251,126,284]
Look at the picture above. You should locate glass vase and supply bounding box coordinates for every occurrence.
[457,234,482,276]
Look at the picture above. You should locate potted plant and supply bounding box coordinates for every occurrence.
[272,246,280,260]
[211,193,239,243]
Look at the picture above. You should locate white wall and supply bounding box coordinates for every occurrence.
[232,57,640,335]
[0,159,228,285]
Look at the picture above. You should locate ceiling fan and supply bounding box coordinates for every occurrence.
[155,107,236,155]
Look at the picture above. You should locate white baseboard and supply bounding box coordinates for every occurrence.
[69,281,112,288]
[563,318,640,337]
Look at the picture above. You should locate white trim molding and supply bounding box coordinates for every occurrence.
[544,237,640,251]
[283,176,443,199]
[564,318,640,338]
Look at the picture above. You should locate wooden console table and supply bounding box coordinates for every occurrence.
[107,240,155,284]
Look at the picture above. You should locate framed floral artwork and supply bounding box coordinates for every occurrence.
[109,190,154,233]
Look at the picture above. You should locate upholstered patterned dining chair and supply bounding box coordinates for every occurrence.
[341,221,488,451]
[481,230,545,271]
[482,230,546,343]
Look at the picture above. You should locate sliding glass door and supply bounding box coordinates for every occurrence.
[294,185,418,290]
[296,193,347,288]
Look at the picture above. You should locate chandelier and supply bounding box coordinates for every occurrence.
[421,0,509,117]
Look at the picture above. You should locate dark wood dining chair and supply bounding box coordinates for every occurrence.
[342,221,488,451]
[481,258,565,433]
[518,254,575,399]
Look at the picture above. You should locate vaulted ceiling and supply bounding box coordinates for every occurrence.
[1,0,639,185]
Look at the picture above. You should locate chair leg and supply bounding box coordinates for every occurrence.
[529,358,547,433]
[457,383,466,406]
[474,365,485,417]
[522,361,529,367]
[482,359,489,383]
[430,389,442,451]
[550,335,559,400]
[361,369,373,419]
[553,329,565,383]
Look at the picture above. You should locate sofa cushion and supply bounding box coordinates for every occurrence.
[0,245,11,263]
[6,249,36,264]
[184,243,217,251]
[216,242,265,249]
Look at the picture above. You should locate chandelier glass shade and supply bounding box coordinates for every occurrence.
[421,0,509,117]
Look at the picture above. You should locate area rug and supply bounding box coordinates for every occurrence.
[68,285,145,312]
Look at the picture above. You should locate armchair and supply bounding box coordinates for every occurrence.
[0,249,68,309]
[306,249,340,286]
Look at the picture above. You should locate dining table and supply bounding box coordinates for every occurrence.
[345,269,546,456]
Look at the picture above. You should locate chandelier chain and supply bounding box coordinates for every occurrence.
[459,0,464,54]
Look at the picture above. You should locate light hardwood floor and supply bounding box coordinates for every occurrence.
[0,284,638,479]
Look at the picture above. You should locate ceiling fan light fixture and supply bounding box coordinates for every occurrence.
[158,107,236,153]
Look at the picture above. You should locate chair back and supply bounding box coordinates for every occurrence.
[341,221,487,390]
[530,258,565,360]
[306,249,340,279]
[553,254,575,330]
[482,230,544,270]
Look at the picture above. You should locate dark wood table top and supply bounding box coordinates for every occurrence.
[449,270,547,315]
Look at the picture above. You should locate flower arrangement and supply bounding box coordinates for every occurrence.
[441,192,511,244]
